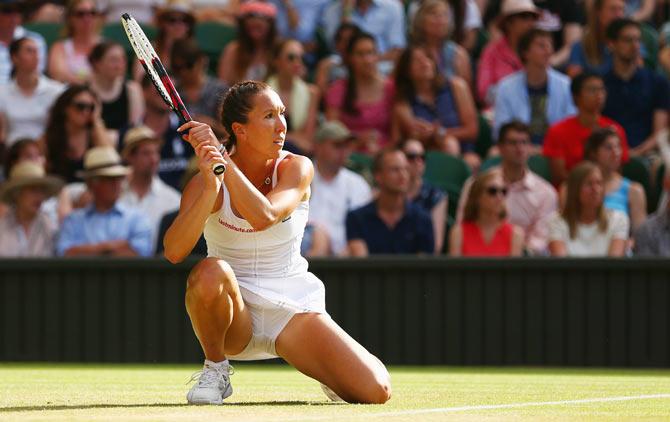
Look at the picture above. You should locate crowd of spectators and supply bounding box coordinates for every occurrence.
[1,0,670,259]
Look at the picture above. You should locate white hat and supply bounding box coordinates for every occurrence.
[121,125,162,159]
[498,0,540,29]
[77,146,130,179]
[0,162,64,204]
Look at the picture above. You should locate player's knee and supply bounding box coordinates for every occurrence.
[186,258,235,304]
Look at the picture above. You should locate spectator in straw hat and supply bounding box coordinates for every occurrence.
[477,0,539,107]
[0,161,63,256]
[119,125,181,254]
[56,146,152,257]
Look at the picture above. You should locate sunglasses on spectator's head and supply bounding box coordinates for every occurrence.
[405,152,425,162]
[486,186,508,197]
[72,101,95,112]
[73,9,98,18]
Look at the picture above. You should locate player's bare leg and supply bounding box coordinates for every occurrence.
[276,313,391,404]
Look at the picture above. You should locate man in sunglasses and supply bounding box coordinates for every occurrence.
[457,121,558,255]
[0,0,47,84]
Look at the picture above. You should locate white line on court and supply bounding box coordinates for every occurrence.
[284,393,670,421]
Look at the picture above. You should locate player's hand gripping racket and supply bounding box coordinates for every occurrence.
[121,13,225,175]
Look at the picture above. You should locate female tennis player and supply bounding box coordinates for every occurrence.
[163,81,391,405]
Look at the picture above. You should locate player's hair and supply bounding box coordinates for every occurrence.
[220,80,271,152]
[562,161,608,239]
[462,169,507,222]
[583,127,619,161]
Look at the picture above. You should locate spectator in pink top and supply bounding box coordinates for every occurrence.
[476,0,539,107]
[325,31,394,154]
[457,121,558,255]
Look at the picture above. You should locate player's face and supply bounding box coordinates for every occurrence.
[241,89,287,157]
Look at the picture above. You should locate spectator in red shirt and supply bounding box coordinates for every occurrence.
[543,71,629,186]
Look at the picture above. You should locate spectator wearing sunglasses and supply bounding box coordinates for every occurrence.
[48,0,103,84]
[0,0,48,84]
[43,85,111,184]
[450,169,524,257]
[265,38,319,155]
[400,138,447,253]
[548,161,628,257]
[170,38,228,135]
[457,121,558,255]
[0,37,64,149]
[148,0,196,77]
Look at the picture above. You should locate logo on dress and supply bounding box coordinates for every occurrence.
[218,218,257,233]
[281,216,292,223]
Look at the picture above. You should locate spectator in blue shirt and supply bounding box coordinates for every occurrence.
[320,0,406,64]
[57,146,152,257]
[494,28,576,149]
[0,0,47,84]
[602,18,670,156]
[346,148,434,255]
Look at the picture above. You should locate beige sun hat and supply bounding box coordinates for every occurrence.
[0,162,64,204]
[497,0,540,29]
[315,121,355,144]
[77,146,130,179]
[156,0,195,21]
[121,125,162,159]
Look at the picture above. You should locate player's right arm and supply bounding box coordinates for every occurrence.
[163,141,225,263]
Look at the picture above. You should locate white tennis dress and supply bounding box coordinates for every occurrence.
[203,151,327,360]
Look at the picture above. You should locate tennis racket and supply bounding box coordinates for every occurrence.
[121,13,225,175]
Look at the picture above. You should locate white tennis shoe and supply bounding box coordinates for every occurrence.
[320,383,344,402]
[187,360,233,405]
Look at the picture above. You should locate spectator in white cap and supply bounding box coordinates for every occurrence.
[309,120,372,256]
[56,146,152,257]
[119,125,181,254]
[0,161,63,256]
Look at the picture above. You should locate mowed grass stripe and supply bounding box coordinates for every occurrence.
[1,364,669,421]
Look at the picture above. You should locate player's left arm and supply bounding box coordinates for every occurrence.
[225,154,313,231]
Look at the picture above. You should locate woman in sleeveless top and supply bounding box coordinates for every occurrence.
[581,127,647,230]
[392,45,479,169]
[266,39,319,155]
[449,169,524,256]
[88,41,144,135]
[164,81,391,405]
[48,0,103,84]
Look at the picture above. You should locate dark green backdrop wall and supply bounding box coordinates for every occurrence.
[1,258,669,366]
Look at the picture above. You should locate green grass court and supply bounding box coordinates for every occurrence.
[1,364,669,421]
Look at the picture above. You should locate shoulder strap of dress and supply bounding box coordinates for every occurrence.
[271,151,289,187]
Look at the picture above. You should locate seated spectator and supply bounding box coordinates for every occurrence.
[136,75,194,191]
[0,0,47,84]
[119,126,181,255]
[48,0,103,84]
[543,72,629,186]
[57,146,152,257]
[346,148,434,255]
[409,0,483,53]
[392,45,478,167]
[217,1,278,85]
[548,161,629,256]
[89,41,145,147]
[314,22,359,96]
[131,0,196,81]
[0,161,63,256]
[624,0,655,22]
[458,121,558,255]
[320,0,406,64]
[410,0,472,87]
[171,38,229,132]
[400,138,448,253]
[450,168,524,256]
[44,85,111,183]
[583,127,646,230]
[309,121,371,256]
[483,0,585,69]
[567,0,625,77]
[634,173,670,256]
[0,37,64,148]
[300,222,331,257]
[477,0,538,107]
[325,31,395,154]
[602,18,670,156]
[266,39,319,155]
[494,28,576,148]
[269,0,331,66]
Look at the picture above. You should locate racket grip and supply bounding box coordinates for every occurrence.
[212,163,226,175]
